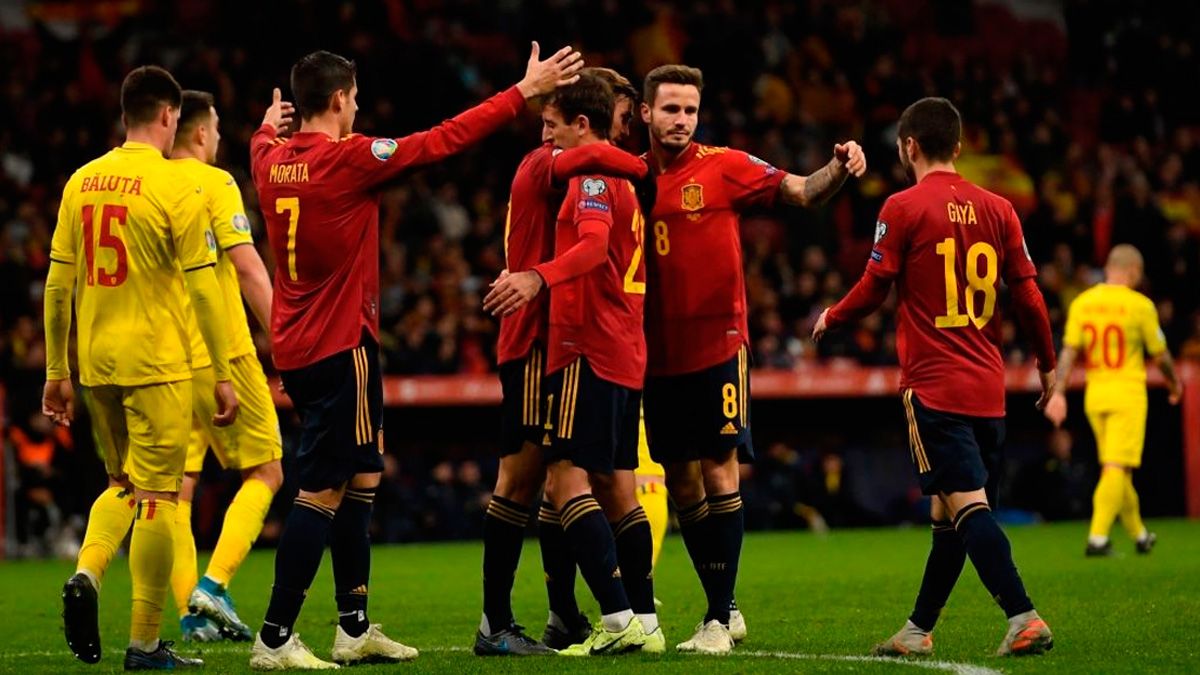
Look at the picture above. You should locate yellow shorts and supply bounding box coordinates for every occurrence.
[186,354,283,473]
[1084,388,1148,468]
[81,379,192,493]
[634,414,665,478]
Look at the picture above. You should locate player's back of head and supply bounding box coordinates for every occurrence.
[1106,244,1144,272]
[643,64,703,105]
[178,90,215,137]
[121,65,182,128]
[548,72,615,140]
[291,50,357,121]
[898,97,961,162]
[585,67,637,102]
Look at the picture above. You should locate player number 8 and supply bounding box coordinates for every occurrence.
[653,220,670,256]
[722,383,738,419]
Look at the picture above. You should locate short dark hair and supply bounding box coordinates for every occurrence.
[548,72,614,140]
[585,67,637,102]
[898,97,962,162]
[121,66,182,127]
[178,90,215,137]
[643,64,703,105]
[291,50,357,120]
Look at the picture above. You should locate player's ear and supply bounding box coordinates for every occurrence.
[952,141,962,161]
[640,101,651,124]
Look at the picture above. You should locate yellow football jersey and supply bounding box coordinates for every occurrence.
[50,141,216,387]
[172,158,257,366]
[1063,283,1167,393]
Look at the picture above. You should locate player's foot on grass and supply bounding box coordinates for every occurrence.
[251,633,339,670]
[474,623,555,655]
[181,614,222,642]
[996,611,1054,657]
[331,624,418,664]
[558,617,647,656]
[543,612,592,650]
[62,573,101,664]
[1085,540,1113,557]
[676,619,734,655]
[729,609,747,642]
[871,620,933,656]
[123,640,203,670]
[1136,531,1157,554]
[188,579,252,641]
[641,625,666,654]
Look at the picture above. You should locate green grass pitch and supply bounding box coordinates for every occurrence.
[2,520,1198,673]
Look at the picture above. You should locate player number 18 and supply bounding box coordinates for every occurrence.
[934,238,997,330]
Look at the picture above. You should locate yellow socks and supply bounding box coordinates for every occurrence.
[170,500,197,618]
[637,480,669,570]
[204,478,274,586]
[1089,466,1126,542]
[76,486,137,584]
[1118,472,1147,541]
[129,498,176,649]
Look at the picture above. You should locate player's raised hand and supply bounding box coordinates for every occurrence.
[516,42,584,99]
[42,378,74,427]
[483,270,544,317]
[262,87,295,135]
[1036,370,1057,413]
[213,379,240,427]
[811,308,830,342]
[834,141,867,177]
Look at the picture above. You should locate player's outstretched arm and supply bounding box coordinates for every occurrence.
[227,243,273,336]
[812,271,892,341]
[551,144,647,186]
[516,41,584,99]
[43,260,75,426]
[780,141,866,207]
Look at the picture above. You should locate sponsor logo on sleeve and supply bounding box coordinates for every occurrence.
[874,220,888,244]
[581,178,607,196]
[747,154,779,175]
[232,213,251,234]
[579,198,610,212]
[370,138,398,161]
[205,229,218,253]
[870,249,884,263]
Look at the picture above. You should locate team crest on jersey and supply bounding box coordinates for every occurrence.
[874,220,888,244]
[581,178,607,196]
[370,138,398,161]
[681,182,704,211]
[232,213,251,234]
[205,229,217,253]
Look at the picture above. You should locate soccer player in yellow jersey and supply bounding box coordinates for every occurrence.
[1044,244,1184,556]
[168,90,285,643]
[43,66,239,669]
[635,413,668,571]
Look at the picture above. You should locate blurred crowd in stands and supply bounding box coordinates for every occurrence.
[2,1,1198,552]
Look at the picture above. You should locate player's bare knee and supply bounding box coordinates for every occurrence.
[300,486,344,510]
[349,471,382,491]
[494,447,543,505]
[700,453,740,495]
[665,465,705,507]
[179,473,200,503]
[244,459,284,493]
[545,462,589,507]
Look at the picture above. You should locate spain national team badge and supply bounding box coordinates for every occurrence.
[681,182,704,211]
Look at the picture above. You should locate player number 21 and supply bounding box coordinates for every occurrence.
[934,238,997,330]
[624,209,646,295]
[276,197,300,281]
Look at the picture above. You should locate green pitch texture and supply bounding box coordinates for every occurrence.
[2,520,1197,673]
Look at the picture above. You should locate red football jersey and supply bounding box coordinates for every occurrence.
[866,171,1037,417]
[644,144,786,376]
[251,86,525,370]
[536,174,646,389]
[495,144,559,365]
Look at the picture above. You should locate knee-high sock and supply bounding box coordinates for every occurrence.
[560,495,631,625]
[1089,466,1126,540]
[480,495,530,633]
[955,503,1034,619]
[170,499,197,618]
[260,497,335,648]
[331,487,375,638]
[613,507,656,632]
[703,493,744,625]
[636,481,669,570]
[676,500,719,618]
[205,478,274,587]
[76,486,137,585]
[538,503,580,625]
[909,520,967,632]
[1118,472,1147,540]
[129,499,176,649]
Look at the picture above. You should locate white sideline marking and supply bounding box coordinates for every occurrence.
[1,644,1002,674]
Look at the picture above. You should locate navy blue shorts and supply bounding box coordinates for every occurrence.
[543,357,640,475]
[498,346,550,456]
[643,346,753,465]
[902,388,1005,501]
[279,334,384,492]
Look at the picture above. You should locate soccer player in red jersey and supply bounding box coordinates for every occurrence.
[472,68,645,656]
[814,98,1057,658]
[485,73,652,655]
[637,65,866,653]
[247,46,583,670]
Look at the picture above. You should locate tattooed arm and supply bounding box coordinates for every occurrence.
[779,141,866,207]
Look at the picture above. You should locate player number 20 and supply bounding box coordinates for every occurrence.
[934,238,997,330]
[276,197,300,281]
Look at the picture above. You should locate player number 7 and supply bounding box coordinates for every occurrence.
[276,197,300,281]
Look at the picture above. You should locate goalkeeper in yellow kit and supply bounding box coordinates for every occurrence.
[1044,244,1184,556]
[167,90,285,642]
[43,66,239,669]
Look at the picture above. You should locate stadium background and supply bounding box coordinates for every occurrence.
[1,0,1198,557]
